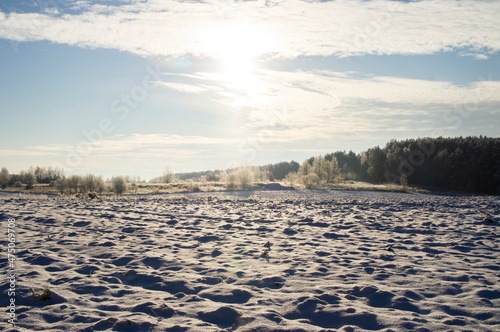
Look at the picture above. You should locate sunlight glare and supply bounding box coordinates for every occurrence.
[200,21,274,93]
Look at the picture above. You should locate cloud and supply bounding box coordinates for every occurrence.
[188,67,500,109]
[166,68,500,145]
[4,68,500,172]
[10,68,498,167]
[94,133,233,150]
[13,133,239,173]
[0,149,57,157]
[26,133,234,154]
[0,0,499,58]
[154,81,211,94]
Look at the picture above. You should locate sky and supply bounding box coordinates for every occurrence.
[0,0,499,179]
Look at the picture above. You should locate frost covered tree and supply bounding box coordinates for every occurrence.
[299,160,313,176]
[163,167,175,184]
[303,173,320,189]
[0,167,9,189]
[325,157,341,183]
[285,172,299,187]
[312,155,326,182]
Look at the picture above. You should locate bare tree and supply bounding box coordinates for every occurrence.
[163,167,175,184]
[0,167,9,189]
[96,177,105,194]
[21,169,36,189]
[68,175,81,194]
[399,174,408,191]
[55,177,68,194]
[82,174,97,192]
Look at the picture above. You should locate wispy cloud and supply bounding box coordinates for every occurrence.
[95,133,233,150]
[27,133,234,154]
[1,0,499,58]
[162,68,500,144]
[11,133,238,173]
[0,149,57,157]
[154,81,211,94]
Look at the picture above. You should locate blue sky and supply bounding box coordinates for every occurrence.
[0,0,499,179]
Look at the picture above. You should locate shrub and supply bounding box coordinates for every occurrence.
[285,172,299,187]
[55,178,68,194]
[20,170,36,189]
[14,181,23,188]
[112,176,127,195]
[96,177,105,194]
[223,171,237,190]
[238,167,253,190]
[77,174,105,193]
[303,173,320,189]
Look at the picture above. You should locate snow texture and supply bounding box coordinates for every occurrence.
[1,190,499,331]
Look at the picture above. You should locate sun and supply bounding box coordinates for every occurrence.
[200,21,274,92]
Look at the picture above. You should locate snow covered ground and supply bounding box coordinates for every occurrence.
[1,190,499,331]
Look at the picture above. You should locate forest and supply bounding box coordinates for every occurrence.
[287,136,499,194]
[353,136,499,194]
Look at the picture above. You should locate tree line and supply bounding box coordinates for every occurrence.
[0,166,64,189]
[242,136,498,193]
[2,136,498,194]
[153,136,499,194]
[0,166,129,195]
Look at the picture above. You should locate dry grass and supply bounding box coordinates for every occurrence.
[316,180,431,194]
[0,193,52,200]
[0,179,436,199]
[30,288,51,301]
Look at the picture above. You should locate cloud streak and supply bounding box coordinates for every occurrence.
[1,0,499,58]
